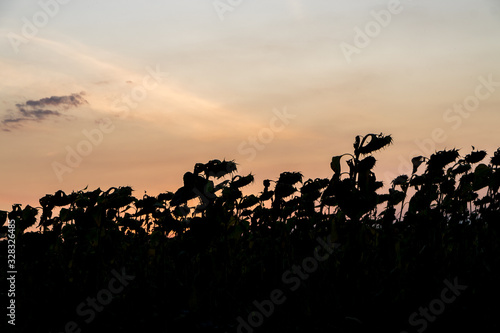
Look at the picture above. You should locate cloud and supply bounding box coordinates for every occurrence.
[1,92,87,130]
[24,92,87,109]
[18,107,62,119]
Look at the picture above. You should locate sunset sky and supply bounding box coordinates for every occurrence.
[1,0,499,212]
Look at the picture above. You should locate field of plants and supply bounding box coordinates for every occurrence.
[2,133,500,332]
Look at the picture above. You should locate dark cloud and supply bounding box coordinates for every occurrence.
[18,107,62,119]
[24,92,87,109]
[2,118,24,124]
[1,92,87,130]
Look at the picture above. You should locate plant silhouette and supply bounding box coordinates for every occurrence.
[1,133,500,332]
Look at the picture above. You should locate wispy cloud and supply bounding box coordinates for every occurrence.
[18,108,61,119]
[2,92,87,131]
[24,92,87,109]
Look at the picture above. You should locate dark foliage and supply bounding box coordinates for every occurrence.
[1,133,499,332]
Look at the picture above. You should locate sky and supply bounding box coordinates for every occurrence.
[1,0,499,212]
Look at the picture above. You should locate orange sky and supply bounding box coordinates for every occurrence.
[1,0,499,212]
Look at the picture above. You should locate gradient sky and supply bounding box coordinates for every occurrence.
[1,0,499,211]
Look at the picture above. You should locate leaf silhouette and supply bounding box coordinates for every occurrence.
[231,174,254,189]
[277,171,303,185]
[238,194,259,210]
[490,148,500,166]
[465,150,487,164]
[426,149,460,174]
[411,156,426,174]
[473,164,492,191]
[356,133,393,156]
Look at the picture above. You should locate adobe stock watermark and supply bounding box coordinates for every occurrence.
[340,0,404,64]
[383,74,499,184]
[52,118,115,183]
[230,236,341,333]
[112,65,169,117]
[6,0,73,54]
[50,267,135,333]
[237,107,296,162]
[213,0,245,21]
[400,277,467,333]
[6,219,16,326]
